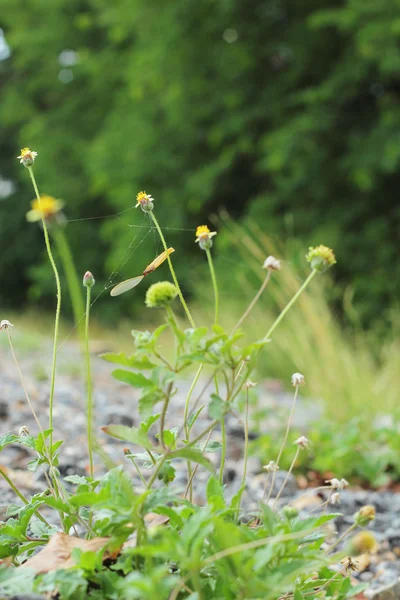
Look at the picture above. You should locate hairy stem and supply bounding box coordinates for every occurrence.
[273,447,300,508]
[28,167,61,448]
[150,211,195,327]
[84,285,94,478]
[160,382,173,449]
[232,271,271,334]
[205,248,219,326]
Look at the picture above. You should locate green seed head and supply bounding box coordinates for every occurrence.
[145,281,178,309]
[306,245,336,272]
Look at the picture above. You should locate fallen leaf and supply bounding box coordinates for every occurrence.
[20,532,114,573]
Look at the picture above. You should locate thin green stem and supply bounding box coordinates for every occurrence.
[240,387,249,490]
[183,364,203,502]
[219,417,226,485]
[149,211,195,327]
[84,286,94,478]
[125,455,147,486]
[205,248,219,326]
[326,522,358,553]
[53,228,85,345]
[263,270,317,342]
[0,468,49,526]
[28,167,61,448]
[272,447,300,508]
[146,451,171,490]
[232,271,271,334]
[160,382,173,449]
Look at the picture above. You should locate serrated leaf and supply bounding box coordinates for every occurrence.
[140,413,161,434]
[64,475,90,485]
[101,425,154,450]
[139,389,164,418]
[111,369,155,389]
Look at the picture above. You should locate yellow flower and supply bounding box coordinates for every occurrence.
[26,195,64,223]
[135,191,154,212]
[17,147,38,167]
[195,225,217,250]
[306,245,336,272]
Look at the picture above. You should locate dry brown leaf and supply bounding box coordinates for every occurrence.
[20,532,115,573]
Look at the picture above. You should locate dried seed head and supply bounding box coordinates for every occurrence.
[195,225,217,251]
[17,147,38,167]
[243,380,257,389]
[18,426,30,436]
[135,191,154,212]
[123,448,131,455]
[330,492,341,505]
[262,256,281,271]
[306,245,336,272]
[263,460,279,473]
[0,320,14,330]
[341,556,358,574]
[291,373,305,386]
[83,271,95,288]
[145,281,178,308]
[294,436,310,450]
[355,505,376,526]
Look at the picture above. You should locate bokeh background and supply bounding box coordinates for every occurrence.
[1,0,400,486]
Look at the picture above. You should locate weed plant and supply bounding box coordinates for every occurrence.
[0,149,375,599]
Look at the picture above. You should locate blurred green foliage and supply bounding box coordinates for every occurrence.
[1,0,399,321]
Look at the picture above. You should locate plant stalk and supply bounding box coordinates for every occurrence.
[205,248,219,326]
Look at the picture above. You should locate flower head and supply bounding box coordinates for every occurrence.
[195,225,217,251]
[83,271,95,288]
[341,557,358,574]
[0,320,14,330]
[263,460,279,472]
[355,505,376,526]
[145,281,178,308]
[306,245,336,272]
[135,191,154,212]
[291,373,305,386]
[330,492,341,505]
[350,531,378,554]
[326,477,349,491]
[26,195,65,224]
[17,147,38,167]
[19,426,30,436]
[262,256,281,271]
[243,380,257,390]
[294,436,310,450]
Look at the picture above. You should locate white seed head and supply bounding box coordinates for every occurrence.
[0,320,14,330]
[263,460,279,473]
[262,256,281,271]
[330,492,341,505]
[291,373,305,386]
[294,436,310,450]
[340,478,349,489]
[243,380,257,389]
[326,477,349,491]
[19,426,30,436]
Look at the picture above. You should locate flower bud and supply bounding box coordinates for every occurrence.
[83,271,95,288]
[0,320,14,330]
[17,147,38,167]
[282,506,299,520]
[262,256,281,271]
[195,225,217,251]
[354,505,376,526]
[135,191,154,212]
[123,448,131,456]
[306,245,336,272]
[145,281,178,308]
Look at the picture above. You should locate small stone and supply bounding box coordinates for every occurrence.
[104,406,135,428]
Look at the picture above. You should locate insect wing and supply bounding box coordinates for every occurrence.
[143,247,175,275]
[110,275,144,297]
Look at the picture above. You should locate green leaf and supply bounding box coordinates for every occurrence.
[209,394,225,419]
[101,424,154,450]
[170,448,214,472]
[187,405,205,430]
[100,352,157,369]
[139,389,165,418]
[140,413,161,433]
[203,440,222,452]
[111,369,155,389]
[206,475,225,510]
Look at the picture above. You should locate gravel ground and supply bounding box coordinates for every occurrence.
[0,334,398,599]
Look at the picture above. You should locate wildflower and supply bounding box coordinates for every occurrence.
[26,195,65,223]
[243,380,257,389]
[17,147,38,167]
[326,477,349,491]
[263,460,279,472]
[18,426,30,436]
[306,245,336,272]
[195,225,217,251]
[145,281,178,308]
[355,505,376,527]
[291,373,305,386]
[341,556,358,574]
[135,191,154,212]
[330,492,341,505]
[294,436,310,450]
[83,271,95,288]
[0,320,14,330]
[350,531,378,554]
[262,256,281,271]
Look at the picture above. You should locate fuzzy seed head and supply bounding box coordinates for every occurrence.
[294,436,310,450]
[330,492,341,505]
[19,426,30,436]
[291,373,305,386]
[341,557,358,574]
[263,460,279,472]
[0,320,14,330]
[262,256,281,271]
[243,380,257,389]
[306,245,336,272]
[135,191,154,212]
[145,281,178,309]
[17,147,38,167]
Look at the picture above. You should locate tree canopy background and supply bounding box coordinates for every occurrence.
[0,0,399,324]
